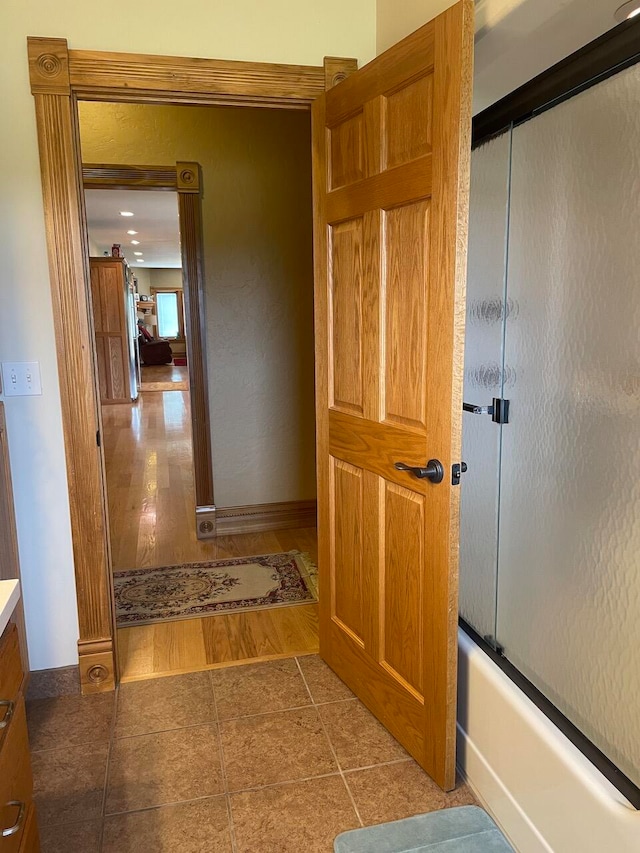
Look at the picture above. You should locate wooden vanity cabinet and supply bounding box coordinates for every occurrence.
[0,622,39,852]
[0,403,39,850]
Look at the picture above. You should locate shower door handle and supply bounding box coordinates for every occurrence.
[463,402,493,415]
[463,398,510,424]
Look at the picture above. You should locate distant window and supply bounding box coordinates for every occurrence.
[156,291,181,339]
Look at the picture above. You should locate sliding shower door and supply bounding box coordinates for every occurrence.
[461,61,640,790]
[459,130,511,641]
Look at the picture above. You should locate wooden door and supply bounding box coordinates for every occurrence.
[313,0,473,790]
[90,258,131,404]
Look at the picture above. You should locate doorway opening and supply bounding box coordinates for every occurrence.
[78,101,319,681]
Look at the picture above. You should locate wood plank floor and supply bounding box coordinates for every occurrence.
[140,363,189,391]
[101,389,318,682]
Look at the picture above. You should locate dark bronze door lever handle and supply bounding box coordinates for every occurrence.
[394,459,444,483]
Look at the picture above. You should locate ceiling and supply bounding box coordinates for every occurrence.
[473,0,624,113]
[85,189,181,268]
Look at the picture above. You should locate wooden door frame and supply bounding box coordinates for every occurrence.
[82,162,214,513]
[27,35,356,693]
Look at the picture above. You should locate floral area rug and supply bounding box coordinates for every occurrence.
[114,550,318,627]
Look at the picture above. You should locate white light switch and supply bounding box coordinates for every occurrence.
[1,362,42,396]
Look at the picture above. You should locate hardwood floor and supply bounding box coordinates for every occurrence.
[140,363,189,391]
[101,389,318,682]
[117,602,319,682]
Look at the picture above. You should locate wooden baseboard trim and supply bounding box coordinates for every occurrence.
[216,499,317,536]
[196,505,217,539]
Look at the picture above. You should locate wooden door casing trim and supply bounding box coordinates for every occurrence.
[27,36,356,692]
[175,163,215,511]
[82,162,214,510]
[68,49,327,108]
[82,163,178,190]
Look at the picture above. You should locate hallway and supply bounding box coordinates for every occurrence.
[101,387,319,680]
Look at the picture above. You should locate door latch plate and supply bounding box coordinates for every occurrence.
[451,462,467,485]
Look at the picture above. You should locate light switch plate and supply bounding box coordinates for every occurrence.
[1,362,42,396]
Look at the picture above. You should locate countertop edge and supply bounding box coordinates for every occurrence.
[0,579,20,637]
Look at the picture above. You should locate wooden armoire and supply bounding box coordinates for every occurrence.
[89,257,138,404]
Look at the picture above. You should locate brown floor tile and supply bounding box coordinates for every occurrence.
[115,672,216,737]
[102,796,233,853]
[445,775,480,808]
[318,700,407,770]
[231,775,360,853]
[211,658,311,719]
[105,724,223,814]
[27,693,114,751]
[344,760,476,825]
[38,820,101,853]
[32,742,109,826]
[220,707,337,791]
[297,655,354,704]
[27,665,80,701]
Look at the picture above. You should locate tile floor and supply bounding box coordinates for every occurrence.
[28,655,477,852]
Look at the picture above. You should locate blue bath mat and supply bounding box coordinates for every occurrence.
[334,806,513,852]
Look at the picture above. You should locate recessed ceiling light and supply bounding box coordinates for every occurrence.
[134,252,143,256]
[131,240,140,245]
[137,259,145,262]
[120,211,134,217]
[127,230,138,235]
[615,1,640,21]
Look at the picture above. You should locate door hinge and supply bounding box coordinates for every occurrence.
[96,430,101,448]
[451,461,468,485]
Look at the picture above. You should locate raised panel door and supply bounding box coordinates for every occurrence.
[313,0,473,789]
[90,259,131,403]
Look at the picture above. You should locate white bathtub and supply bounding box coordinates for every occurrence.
[456,628,639,852]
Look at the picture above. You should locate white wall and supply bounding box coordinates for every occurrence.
[1,0,375,670]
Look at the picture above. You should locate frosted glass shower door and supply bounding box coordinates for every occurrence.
[459,131,511,640]
[496,64,640,787]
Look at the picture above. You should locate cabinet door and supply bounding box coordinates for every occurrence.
[0,413,29,673]
[90,260,131,403]
[0,696,34,853]
[18,804,39,853]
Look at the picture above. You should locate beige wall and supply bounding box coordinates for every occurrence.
[133,267,152,296]
[80,102,316,509]
[376,0,457,54]
[2,0,375,670]
[149,269,183,291]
